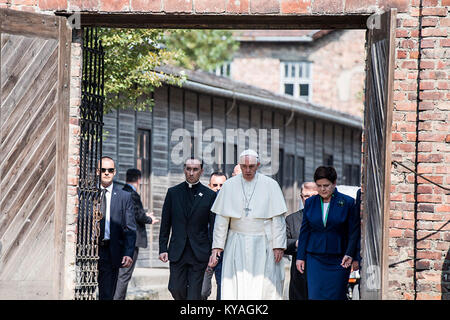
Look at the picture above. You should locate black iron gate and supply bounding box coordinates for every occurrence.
[75,27,105,300]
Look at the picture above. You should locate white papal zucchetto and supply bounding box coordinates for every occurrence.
[239,149,259,162]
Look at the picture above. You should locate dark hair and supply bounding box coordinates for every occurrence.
[209,171,227,182]
[314,166,337,184]
[126,168,142,183]
[184,157,204,169]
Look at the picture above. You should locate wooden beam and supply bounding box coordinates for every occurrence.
[381,8,397,301]
[53,16,71,300]
[56,12,369,29]
[0,9,59,39]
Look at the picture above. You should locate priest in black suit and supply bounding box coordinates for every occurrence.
[159,157,216,300]
[285,181,317,300]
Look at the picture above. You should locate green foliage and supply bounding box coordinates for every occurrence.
[98,28,239,113]
[99,28,184,113]
[163,29,240,71]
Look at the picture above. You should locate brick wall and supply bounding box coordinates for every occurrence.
[388,0,449,300]
[231,30,366,117]
[231,57,281,95]
[2,0,447,300]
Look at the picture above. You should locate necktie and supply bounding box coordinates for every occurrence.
[99,189,107,241]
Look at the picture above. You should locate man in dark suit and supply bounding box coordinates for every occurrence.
[201,171,227,300]
[113,168,159,300]
[159,157,216,300]
[285,181,317,300]
[97,156,136,300]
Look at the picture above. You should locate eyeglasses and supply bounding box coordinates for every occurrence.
[101,168,115,173]
[212,183,223,187]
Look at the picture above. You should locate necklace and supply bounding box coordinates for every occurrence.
[241,174,258,217]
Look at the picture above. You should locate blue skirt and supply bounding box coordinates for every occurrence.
[306,253,350,300]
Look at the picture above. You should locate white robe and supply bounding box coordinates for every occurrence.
[211,173,287,300]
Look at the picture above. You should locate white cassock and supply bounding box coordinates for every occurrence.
[211,172,287,300]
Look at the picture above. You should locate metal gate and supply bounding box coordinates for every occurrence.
[75,27,105,300]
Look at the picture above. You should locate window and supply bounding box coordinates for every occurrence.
[214,61,232,77]
[280,61,312,101]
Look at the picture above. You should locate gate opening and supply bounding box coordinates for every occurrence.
[74,10,395,300]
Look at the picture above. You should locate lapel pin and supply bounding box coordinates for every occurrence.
[199,192,203,197]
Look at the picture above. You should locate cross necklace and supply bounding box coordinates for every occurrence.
[241,174,258,217]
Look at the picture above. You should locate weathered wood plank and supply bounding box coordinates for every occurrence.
[53,18,71,299]
[314,121,323,167]
[0,9,59,40]
[1,38,58,121]
[0,50,58,147]
[0,158,55,280]
[334,125,344,177]
[169,86,184,181]
[0,135,56,235]
[0,92,57,186]
[304,119,315,181]
[0,129,56,257]
[296,117,305,158]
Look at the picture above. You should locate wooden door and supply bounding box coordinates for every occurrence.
[361,9,396,300]
[0,9,71,299]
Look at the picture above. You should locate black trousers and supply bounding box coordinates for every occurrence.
[168,241,208,300]
[98,242,120,300]
[289,260,308,300]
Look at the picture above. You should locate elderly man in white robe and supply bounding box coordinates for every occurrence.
[208,149,287,300]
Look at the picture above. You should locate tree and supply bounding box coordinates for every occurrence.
[99,28,239,113]
[163,29,239,71]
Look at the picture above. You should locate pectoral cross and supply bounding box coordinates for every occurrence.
[244,207,252,216]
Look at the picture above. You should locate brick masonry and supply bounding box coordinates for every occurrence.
[2,0,447,300]
[231,30,366,117]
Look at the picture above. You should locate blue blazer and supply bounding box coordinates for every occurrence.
[296,188,360,261]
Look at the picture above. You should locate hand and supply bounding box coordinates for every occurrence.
[147,212,159,224]
[295,240,298,248]
[351,260,359,272]
[341,255,353,269]
[273,248,284,263]
[121,256,133,268]
[208,248,223,268]
[296,260,305,274]
[159,252,168,263]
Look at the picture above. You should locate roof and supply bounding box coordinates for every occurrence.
[233,30,334,42]
[154,64,363,130]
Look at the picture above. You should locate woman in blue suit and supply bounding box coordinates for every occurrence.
[296,166,360,300]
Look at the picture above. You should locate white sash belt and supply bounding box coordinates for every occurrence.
[229,217,266,235]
